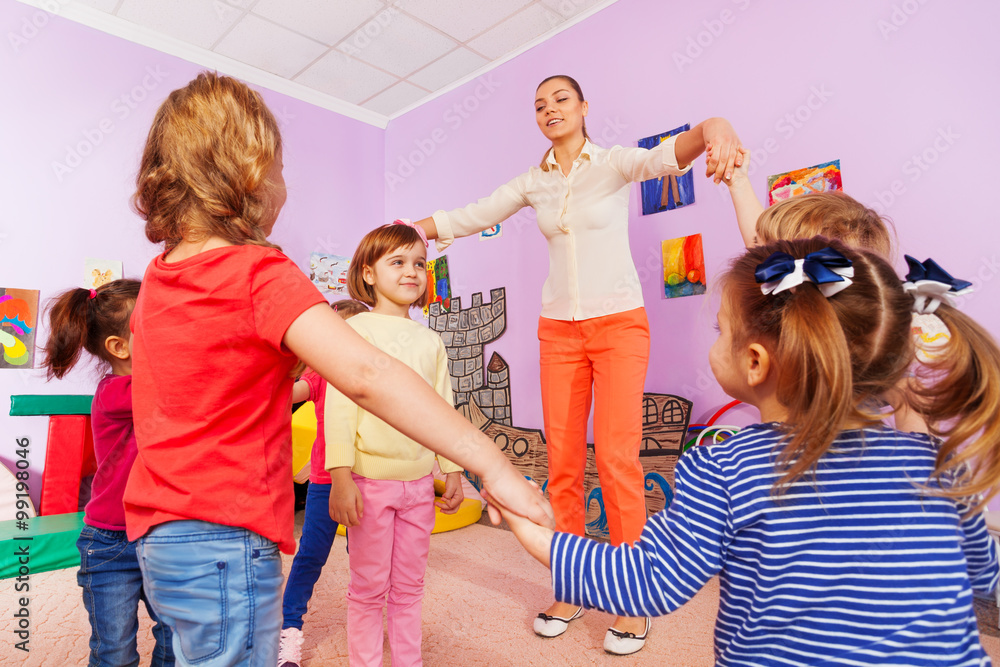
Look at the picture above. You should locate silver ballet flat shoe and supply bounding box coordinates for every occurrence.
[532,606,584,638]
[603,616,651,655]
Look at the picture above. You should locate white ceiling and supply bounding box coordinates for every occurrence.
[21,0,619,127]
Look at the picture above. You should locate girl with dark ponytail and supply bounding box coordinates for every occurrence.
[496,238,999,666]
[41,279,175,667]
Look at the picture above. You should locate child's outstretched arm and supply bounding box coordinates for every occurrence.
[722,147,764,247]
[674,117,744,184]
[494,448,730,619]
[284,304,554,529]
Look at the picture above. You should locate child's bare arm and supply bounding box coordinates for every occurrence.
[723,147,764,247]
[285,305,554,530]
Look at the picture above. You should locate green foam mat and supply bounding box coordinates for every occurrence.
[0,512,84,579]
[9,395,92,416]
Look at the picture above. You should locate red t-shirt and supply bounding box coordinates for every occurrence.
[124,245,326,553]
[301,370,332,485]
[85,374,138,531]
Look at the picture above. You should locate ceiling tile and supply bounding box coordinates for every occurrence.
[540,0,603,19]
[400,0,534,42]
[467,4,562,60]
[116,0,244,49]
[251,0,383,47]
[407,48,489,91]
[362,81,428,116]
[215,14,329,79]
[340,12,456,78]
[295,51,399,105]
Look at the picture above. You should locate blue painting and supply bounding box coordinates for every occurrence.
[638,124,695,215]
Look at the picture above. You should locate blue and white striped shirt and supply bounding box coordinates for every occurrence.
[551,425,998,666]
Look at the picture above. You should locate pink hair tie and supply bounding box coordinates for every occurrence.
[391,218,428,248]
[88,289,97,299]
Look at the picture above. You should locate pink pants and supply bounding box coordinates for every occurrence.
[346,473,435,667]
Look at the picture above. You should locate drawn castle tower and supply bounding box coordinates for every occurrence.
[427,288,513,425]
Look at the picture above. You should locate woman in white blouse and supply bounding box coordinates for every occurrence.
[413,75,742,655]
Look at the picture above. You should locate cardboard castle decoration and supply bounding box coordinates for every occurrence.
[436,286,693,540]
[428,288,512,425]
[460,394,691,540]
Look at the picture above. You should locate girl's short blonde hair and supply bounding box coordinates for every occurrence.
[756,192,895,260]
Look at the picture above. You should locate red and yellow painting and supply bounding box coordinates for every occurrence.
[1,288,39,369]
[662,234,706,299]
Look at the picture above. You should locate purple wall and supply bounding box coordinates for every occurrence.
[0,0,384,507]
[3,0,998,510]
[385,0,1000,480]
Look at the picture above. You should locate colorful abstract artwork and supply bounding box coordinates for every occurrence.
[84,258,123,289]
[0,288,39,369]
[309,252,351,297]
[662,234,706,299]
[479,223,502,241]
[423,255,451,318]
[638,124,695,215]
[767,159,843,206]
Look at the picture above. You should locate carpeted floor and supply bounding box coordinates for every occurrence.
[1,515,997,666]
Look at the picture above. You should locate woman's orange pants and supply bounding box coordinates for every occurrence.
[538,307,650,546]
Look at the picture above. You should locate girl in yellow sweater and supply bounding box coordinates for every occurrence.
[326,221,463,667]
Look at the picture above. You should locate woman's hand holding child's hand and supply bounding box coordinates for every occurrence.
[436,471,465,514]
[329,467,364,527]
[702,118,744,184]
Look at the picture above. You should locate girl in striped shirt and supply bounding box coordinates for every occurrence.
[497,236,1000,665]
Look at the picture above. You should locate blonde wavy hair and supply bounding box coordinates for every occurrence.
[757,192,895,260]
[132,72,282,250]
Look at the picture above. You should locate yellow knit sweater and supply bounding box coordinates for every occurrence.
[324,312,462,480]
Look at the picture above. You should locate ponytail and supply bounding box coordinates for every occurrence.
[772,284,861,490]
[910,304,1000,511]
[41,279,141,379]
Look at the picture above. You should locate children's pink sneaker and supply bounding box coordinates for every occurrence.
[277,627,304,667]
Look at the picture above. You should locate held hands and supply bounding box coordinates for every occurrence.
[329,468,364,527]
[481,463,555,530]
[721,147,751,189]
[483,487,554,568]
[702,118,744,184]
[435,471,465,514]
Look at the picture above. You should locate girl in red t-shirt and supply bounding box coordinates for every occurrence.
[41,279,174,667]
[125,71,553,666]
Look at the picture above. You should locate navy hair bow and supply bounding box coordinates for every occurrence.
[755,247,855,297]
[902,255,973,314]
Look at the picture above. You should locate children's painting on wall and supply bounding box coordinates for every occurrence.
[84,258,123,289]
[662,234,706,299]
[479,223,502,241]
[767,159,843,206]
[638,124,695,215]
[423,256,452,318]
[1,288,40,369]
[309,252,351,297]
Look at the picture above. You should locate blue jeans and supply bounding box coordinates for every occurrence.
[77,525,174,667]
[137,521,283,667]
[282,482,340,630]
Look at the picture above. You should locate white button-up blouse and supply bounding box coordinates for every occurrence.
[432,137,691,321]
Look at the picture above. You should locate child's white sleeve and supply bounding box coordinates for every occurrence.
[433,338,463,474]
